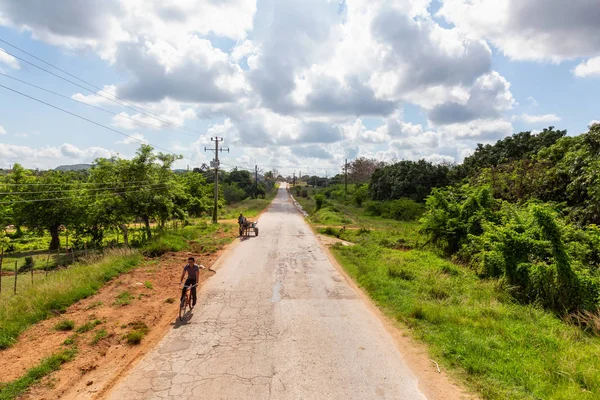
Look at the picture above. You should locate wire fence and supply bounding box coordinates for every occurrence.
[0,219,185,298]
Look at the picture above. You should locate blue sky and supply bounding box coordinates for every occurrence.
[0,0,598,174]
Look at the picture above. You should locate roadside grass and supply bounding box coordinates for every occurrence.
[53,319,75,332]
[90,329,109,345]
[317,223,422,249]
[332,242,600,399]
[0,249,141,349]
[0,347,77,400]
[114,291,133,307]
[220,198,273,219]
[141,222,233,257]
[76,319,102,334]
[124,321,148,345]
[292,189,414,232]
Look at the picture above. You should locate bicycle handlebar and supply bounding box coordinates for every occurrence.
[179,283,198,289]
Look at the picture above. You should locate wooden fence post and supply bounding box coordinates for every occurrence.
[14,260,18,294]
[45,250,51,277]
[31,263,34,286]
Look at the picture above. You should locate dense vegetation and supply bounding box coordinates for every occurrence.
[0,144,275,255]
[294,124,600,318]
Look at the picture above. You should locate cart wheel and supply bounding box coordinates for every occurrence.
[255,228,259,236]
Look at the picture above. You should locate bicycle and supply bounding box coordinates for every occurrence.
[179,282,198,321]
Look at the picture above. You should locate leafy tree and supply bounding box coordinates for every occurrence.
[459,127,566,178]
[89,145,182,239]
[224,169,253,199]
[369,160,452,202]
[18,171,79,250]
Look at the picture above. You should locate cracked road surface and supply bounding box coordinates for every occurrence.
[107,184,426,400]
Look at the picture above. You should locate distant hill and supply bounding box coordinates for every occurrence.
[54,164,93,171]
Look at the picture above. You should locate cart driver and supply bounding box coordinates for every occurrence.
[238,213,246,225]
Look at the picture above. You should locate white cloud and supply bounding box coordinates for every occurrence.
[72,85,118,106]
[117,132,147,145]
[573,57,600,78]
[0,125,6,135]
[0,48,19,69]
[438,0,600,62]
[428,71,515,125]
[516,113,561,124]
[110,99,197,131]
[0,0,256,61]
[589,120,600,128]
[0,143,112,169]
[527,97,539,108]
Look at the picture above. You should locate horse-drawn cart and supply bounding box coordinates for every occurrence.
[239,219,259,237]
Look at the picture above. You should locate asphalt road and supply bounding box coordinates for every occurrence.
[107,184,426,400]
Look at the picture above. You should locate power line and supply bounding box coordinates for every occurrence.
[0,45,198,136]
[0,186,169,205]
[1,180,158,187]
[0,71,196,137]
[0,183,170,195]
[0,83,192,163]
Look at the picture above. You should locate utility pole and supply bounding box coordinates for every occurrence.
[293,171,296,187]
[344,159,348,195]
[255,165,258,198]
[326,170,328,188]
[205,137,229,224]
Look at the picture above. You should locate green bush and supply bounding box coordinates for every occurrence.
[364,201,383,216]
[54,319,75,331]
[381,199,425,221]
[421,185,600,313]
[314,194,325,211]
[365,199,425,221]
[353,185,369,207]
[222,183,247,204]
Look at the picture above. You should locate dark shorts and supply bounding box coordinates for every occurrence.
[181,278,198,306]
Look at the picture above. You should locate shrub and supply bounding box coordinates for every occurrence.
[364,201,383,216]
[54,320,75,331]
[382,199,426,221]
[114,291,133,306]
[222,183,247,204]
[125,330,144,345]
[353,185,369,207]
[76,319,102,333]
[314,194,325,211]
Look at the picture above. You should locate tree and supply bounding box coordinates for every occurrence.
[89,145,183,239]
[19,171,79,250]
[459,127,566,178]
[348,157,386,184]
[369,160,452,202]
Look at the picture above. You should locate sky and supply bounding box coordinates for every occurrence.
[0,0,599,176]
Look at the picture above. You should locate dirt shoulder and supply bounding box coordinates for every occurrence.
[0,236,238,400]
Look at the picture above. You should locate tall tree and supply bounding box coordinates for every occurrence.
[348,157,386,184]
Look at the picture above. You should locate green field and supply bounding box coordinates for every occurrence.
[297,187,600,399]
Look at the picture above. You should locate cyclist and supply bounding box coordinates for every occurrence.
[180,257,205,309]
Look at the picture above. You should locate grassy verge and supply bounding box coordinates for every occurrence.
[220,188,279,220]
[0,347,77,400]
[331,240,600,399]
[0,250,141,349]
[141,222,234,257]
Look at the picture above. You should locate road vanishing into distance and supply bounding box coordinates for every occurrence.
[107,184,426,400]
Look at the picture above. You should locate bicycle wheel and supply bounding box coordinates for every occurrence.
[179,298,186,321]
